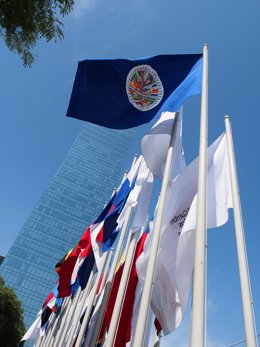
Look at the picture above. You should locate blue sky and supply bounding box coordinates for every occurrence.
[1,1,260,346]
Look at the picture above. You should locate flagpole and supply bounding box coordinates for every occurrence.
[74,252,109,347]
[82,249,114,347]
[53,284,83,347]
[87,156,138,347]
[54,287,83,347]
[189,44,208,347]
[132,111,180,347]
[37,313,55,347]
[64,265,96,347]
[39,308,57,347]
[224,115,257,347]
[41,296,70,347]
[105,218,148,347]
[97,248,114,297]
[49,298,72,346]
[55,194,115,347]
[89,204,135,347]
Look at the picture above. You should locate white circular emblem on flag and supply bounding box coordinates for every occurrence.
[126,65,164,111]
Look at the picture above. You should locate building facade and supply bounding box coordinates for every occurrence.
[0,124,135,327]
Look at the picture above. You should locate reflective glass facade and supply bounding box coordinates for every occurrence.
[0,124,135,328]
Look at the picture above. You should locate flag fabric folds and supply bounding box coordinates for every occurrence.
[66,54,202,129]
[136,133,233,335]
[57,156,141,295]
[141,110,185,181]
[56,235,91,297]
[21,310,42,343]
[95,156,140,250]
[57,193,116,297]
[91,157,141,270]
[117,156,154,232]
[100,230,149,347]
[21,286,64,342]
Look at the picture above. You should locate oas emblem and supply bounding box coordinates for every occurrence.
[126,65,164,111]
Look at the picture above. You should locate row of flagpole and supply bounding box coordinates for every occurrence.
[190,44,256,346]
[23,44,258,347]
[87,157,138,347]
[105,215,149,346]
[132,109,182,347]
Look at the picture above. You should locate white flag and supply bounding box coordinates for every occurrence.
[117,156,154,232]
[141,111,185,181]
[20,309,49,345]
[136,133,232,334]
[20,309,42,343]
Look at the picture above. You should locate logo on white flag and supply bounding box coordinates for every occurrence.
[126,65,164,111]
[170,207,190,230]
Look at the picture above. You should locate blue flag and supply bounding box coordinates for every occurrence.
[95,175,137,251]
[66,54,202,129]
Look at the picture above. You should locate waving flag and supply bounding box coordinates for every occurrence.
[137,134,233,334]
[56,245,83,297]
[56,200,114,297]
[21,310,42,343]
[66,54,202,129]
[22,284,65,342]
[57,157,140,295]
[21,307,52,343]
[99,229,149,347]
[96,176,136,251]
[91,157,142,270]
[142,110,185,181]
[117,156,154,232]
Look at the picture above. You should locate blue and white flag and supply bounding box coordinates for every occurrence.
[66,54,202,129]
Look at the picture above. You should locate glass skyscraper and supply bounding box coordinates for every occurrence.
[0,123,135,328]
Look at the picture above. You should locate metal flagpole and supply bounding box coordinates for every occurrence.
[89,204,134,347]
[55,195,115,347]
[74,252,109,347]
[82,249,114,347]
[36,313,55,347]
[41,296,70,347]
[224,115,258,347]
[88,156,138,347]
[64,190,116,347]
[189,44,208,347]
[132,111,181,347]
[65,265,96,347]
[49,298,73,346]
[54,287,82,347]
[105,218,148,347]
[96,249,114,299]
[39,308,57,347]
